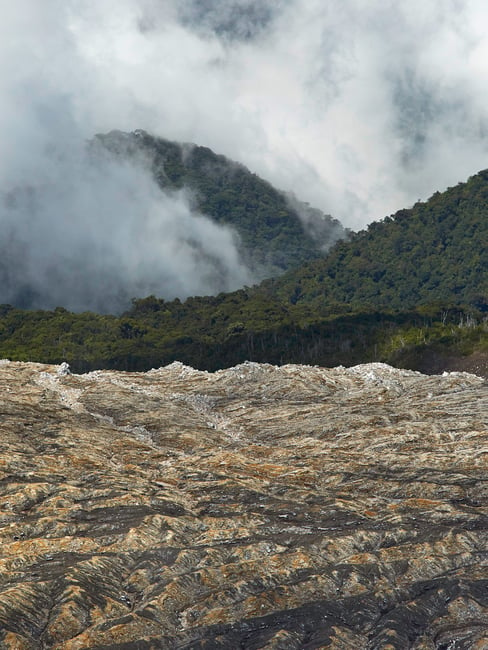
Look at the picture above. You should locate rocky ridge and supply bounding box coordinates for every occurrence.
[0,360,486,648]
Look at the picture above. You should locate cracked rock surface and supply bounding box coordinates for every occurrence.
[0,359,486,649]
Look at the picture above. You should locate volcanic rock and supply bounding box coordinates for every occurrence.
[0,360,486,648]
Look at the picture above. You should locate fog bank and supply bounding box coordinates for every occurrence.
[2,1,488,310]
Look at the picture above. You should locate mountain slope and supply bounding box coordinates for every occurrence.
[0,166,486,376]
[269,169,488,312]
[94,130,346,278]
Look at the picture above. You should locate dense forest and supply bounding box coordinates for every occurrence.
[0,154,486,376]
[0,296,486,375]
[268,169,488,313]
[94,130,346,278]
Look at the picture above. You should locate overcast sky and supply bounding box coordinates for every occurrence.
[2,0,488,309]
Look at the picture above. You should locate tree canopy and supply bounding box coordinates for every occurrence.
[94,130,347,278]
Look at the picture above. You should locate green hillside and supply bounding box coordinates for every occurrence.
[0,167,486,376]
[269,170,488,313]
[94,130,346,277]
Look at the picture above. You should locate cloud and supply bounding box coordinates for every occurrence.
[0,142,252,313]
[2,0,488,310]
[0,1,253,312]
[57,0,488,226]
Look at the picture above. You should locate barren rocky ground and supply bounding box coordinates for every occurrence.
[0,359,486,649]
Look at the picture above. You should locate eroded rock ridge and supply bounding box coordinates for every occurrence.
[0,360,486,648]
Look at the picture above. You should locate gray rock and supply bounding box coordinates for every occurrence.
[0,361,486,648]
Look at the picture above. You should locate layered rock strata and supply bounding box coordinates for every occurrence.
[0,360,486,649]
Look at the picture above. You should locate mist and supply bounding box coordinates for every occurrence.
[2,1,488,310]
[0,144,251,313]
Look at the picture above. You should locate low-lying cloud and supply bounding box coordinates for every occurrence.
[0,144,251,313]
[2,1,488,310]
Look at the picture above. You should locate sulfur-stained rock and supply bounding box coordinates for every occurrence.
[0,359,486,648]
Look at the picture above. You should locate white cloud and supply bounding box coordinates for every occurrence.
[48,0,488,226]
[2,0,488,309]
[1,144,252,312]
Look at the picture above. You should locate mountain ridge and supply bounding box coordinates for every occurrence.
[265,168,488,313]
[0,147,486,376]
[94,129,347,279]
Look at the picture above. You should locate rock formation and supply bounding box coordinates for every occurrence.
[0,359,486,648]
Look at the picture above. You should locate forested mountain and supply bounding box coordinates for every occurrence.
[0,164,486,376]
[267,169,488,313]
[94,130,346,277]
